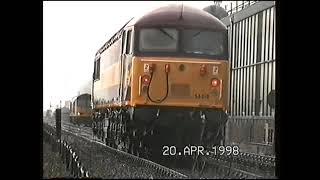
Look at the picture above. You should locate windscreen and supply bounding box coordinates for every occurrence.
[182,30,227,57]
[139,28,178,52]
[138,27,228,59]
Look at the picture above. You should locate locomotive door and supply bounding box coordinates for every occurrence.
[120,29,133,102]
[119,31,126,102]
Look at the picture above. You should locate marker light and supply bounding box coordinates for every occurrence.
[211,78,220,87]
[142,75,151,85]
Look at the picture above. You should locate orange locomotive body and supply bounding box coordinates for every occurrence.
[92,4,229,160]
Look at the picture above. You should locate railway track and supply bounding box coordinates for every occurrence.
[43,121,188,179]
[189,149,276,179]
[43,118,276,178]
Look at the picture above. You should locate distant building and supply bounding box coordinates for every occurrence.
[61,107,69,113]
[46,109,53,118]
[64,101,71,109]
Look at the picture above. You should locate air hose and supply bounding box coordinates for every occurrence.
[147,71,169,103]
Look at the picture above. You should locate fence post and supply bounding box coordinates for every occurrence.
[56,108,61,153]
[254,12,263,116]
[236,1,238,12]
[56,108,61,140]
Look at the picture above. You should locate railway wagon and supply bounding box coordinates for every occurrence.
[92,4,229,160]
[69,93,92,126]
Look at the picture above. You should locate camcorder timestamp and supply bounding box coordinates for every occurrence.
[162,145,240,156]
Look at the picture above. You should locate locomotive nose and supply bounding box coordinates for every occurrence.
[137,58,227,108]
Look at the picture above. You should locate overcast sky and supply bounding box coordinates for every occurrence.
[43,1,234,110]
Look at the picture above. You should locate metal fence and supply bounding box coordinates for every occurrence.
[224,1,259,16]
[43,126,90,178]
[221,1,276,155]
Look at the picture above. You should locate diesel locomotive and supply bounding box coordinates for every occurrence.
[69,93,92,126]
[91,4,229,160]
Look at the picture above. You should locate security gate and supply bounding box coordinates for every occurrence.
[221,1,276,155]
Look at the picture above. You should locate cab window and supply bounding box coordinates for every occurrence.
[94,58,100,80]
[126,30,132,54]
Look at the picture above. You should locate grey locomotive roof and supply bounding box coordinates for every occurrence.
[134,4,227,30]
[96,4,227,57]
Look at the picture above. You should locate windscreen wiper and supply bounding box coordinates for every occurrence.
[158,28,175,40]
[192,30,203,38]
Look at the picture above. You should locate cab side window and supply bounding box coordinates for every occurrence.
[93,61,96,79]
[94,58,100,80]
[121,31,126,54]
[126,30,132,54]
[96,58,100,79]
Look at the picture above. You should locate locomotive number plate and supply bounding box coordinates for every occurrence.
[144,63,149,73]
[212,65,219,75]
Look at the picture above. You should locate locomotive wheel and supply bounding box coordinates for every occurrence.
[191,154,206,175]
[131,138,140,156]
[191,111,207,174]
[115,136,120,149]
[102,131,105,142]
[138,141,150,159]
[143,146,150,159]
[131,139,137,156]
[112,133,117,148]
[136,147,140,157]
[136,140,142,157]
[130,142,134,155]
[124,136,131,153]
[97,128,100,139]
